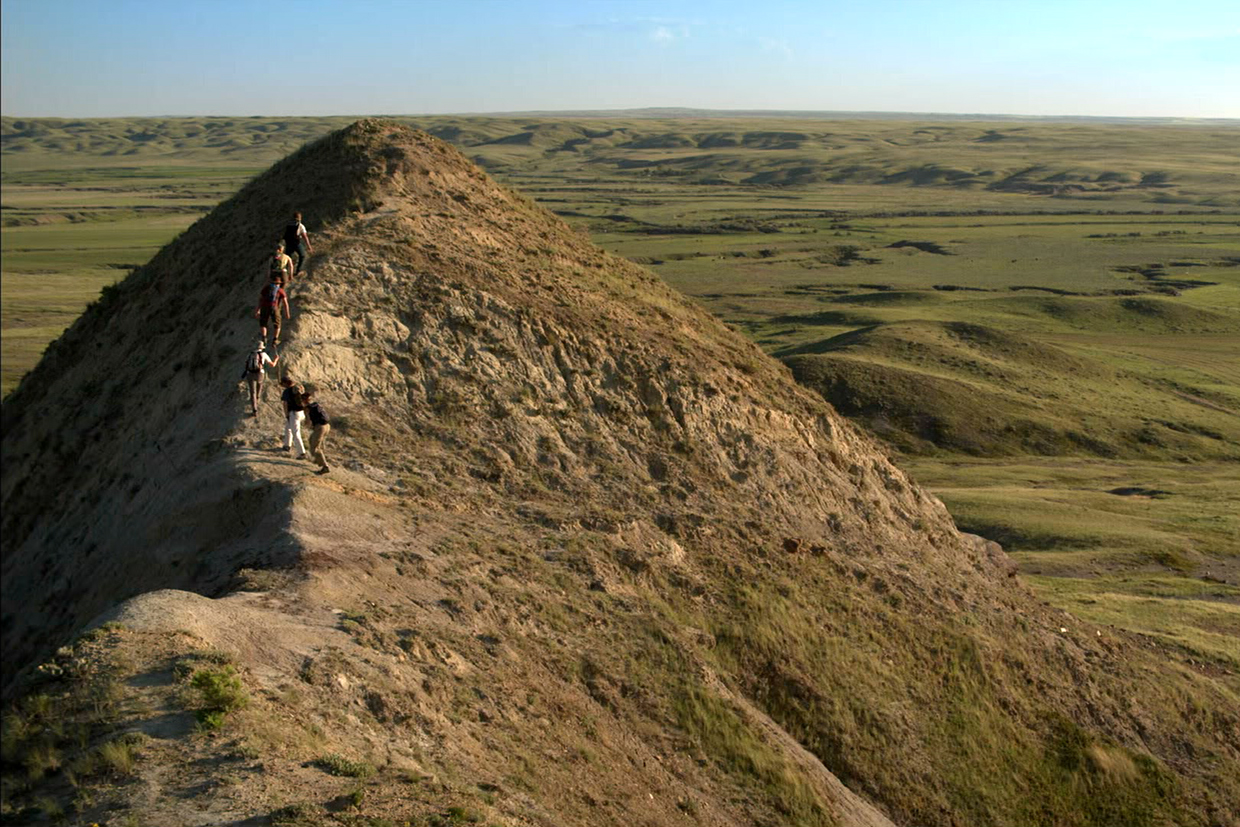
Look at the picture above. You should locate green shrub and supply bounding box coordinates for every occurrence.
[314,752,375,778]
[190,666,248,730]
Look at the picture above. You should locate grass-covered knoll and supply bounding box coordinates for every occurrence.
[782,318,1239,460]
[708,570,1224,827]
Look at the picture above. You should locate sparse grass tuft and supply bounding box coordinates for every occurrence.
[173,648,233,681]
[75,621,125,645]
[96,735,141,776]
[674,684,833,827]
[270,801,323,825]
[22,738,62,781]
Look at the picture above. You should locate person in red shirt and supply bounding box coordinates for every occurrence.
[256,275,291,345]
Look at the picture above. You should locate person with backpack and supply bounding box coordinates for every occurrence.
[283,212,313,277]
[240,340,279,417]
[302,388,331,475]
[256,274,291,345]
[267,240,294,285]
[280,376,307,459]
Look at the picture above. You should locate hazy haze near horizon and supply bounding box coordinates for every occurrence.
[2,0,1238,119]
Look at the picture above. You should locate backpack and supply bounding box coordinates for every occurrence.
[262,283,281,308]
[246,350,264,373]
[283,222,301,250]
[306,402,329,427]
[269,254,286,279]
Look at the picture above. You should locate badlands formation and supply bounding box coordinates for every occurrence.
[2,121,1236,826]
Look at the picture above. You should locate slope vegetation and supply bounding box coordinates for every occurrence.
[782,320,1240,459]
[3,122,1237,826]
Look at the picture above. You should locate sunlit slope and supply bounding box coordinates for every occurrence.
[782,314,1240,459]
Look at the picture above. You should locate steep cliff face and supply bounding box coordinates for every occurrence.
[3,121,1235,827]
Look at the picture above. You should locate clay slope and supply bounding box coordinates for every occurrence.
[3,121,1237,827]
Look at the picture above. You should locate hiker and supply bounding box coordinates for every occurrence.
[256,274,291,346]
[280,376,307,458]
[283,212,313,276]
[267,240,294,285]
[302,388,331,475]
[240,340,279,416]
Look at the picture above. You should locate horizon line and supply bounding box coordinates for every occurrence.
[3,107,1239,124]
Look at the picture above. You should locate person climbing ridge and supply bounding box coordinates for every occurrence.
[283,211,313,277]
[241,340,279,417]
[303,388,331,475]
[256,273,291,346]
[267,240,294,285]
[280,376,307,459]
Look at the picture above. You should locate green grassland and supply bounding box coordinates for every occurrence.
[2,115,1237,668]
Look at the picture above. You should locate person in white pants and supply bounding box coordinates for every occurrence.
[279,377,307,458]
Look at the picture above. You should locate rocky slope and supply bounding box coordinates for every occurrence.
[3,121,1236,827]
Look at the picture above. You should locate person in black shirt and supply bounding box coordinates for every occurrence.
[303,388,331,474]
[279,377,306,458]
[283,212,312,277]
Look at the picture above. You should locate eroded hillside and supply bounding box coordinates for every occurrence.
[3,121,1237,827]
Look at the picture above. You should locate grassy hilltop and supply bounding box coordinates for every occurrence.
[3,114,1238,691]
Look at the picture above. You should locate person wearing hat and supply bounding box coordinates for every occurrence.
[242,339,279,417]
[256,271,291,345]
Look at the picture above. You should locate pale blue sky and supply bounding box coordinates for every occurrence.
[2,0,1238,118]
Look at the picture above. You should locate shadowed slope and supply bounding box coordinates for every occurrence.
[1,123,473,675]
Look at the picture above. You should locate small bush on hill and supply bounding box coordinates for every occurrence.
[190,666,248,730]
[315,752,375,778]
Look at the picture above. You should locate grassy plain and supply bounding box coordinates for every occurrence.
[2,115,1237,666]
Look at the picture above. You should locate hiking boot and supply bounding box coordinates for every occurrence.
[296,453,308,460]
[315,466,330,475]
